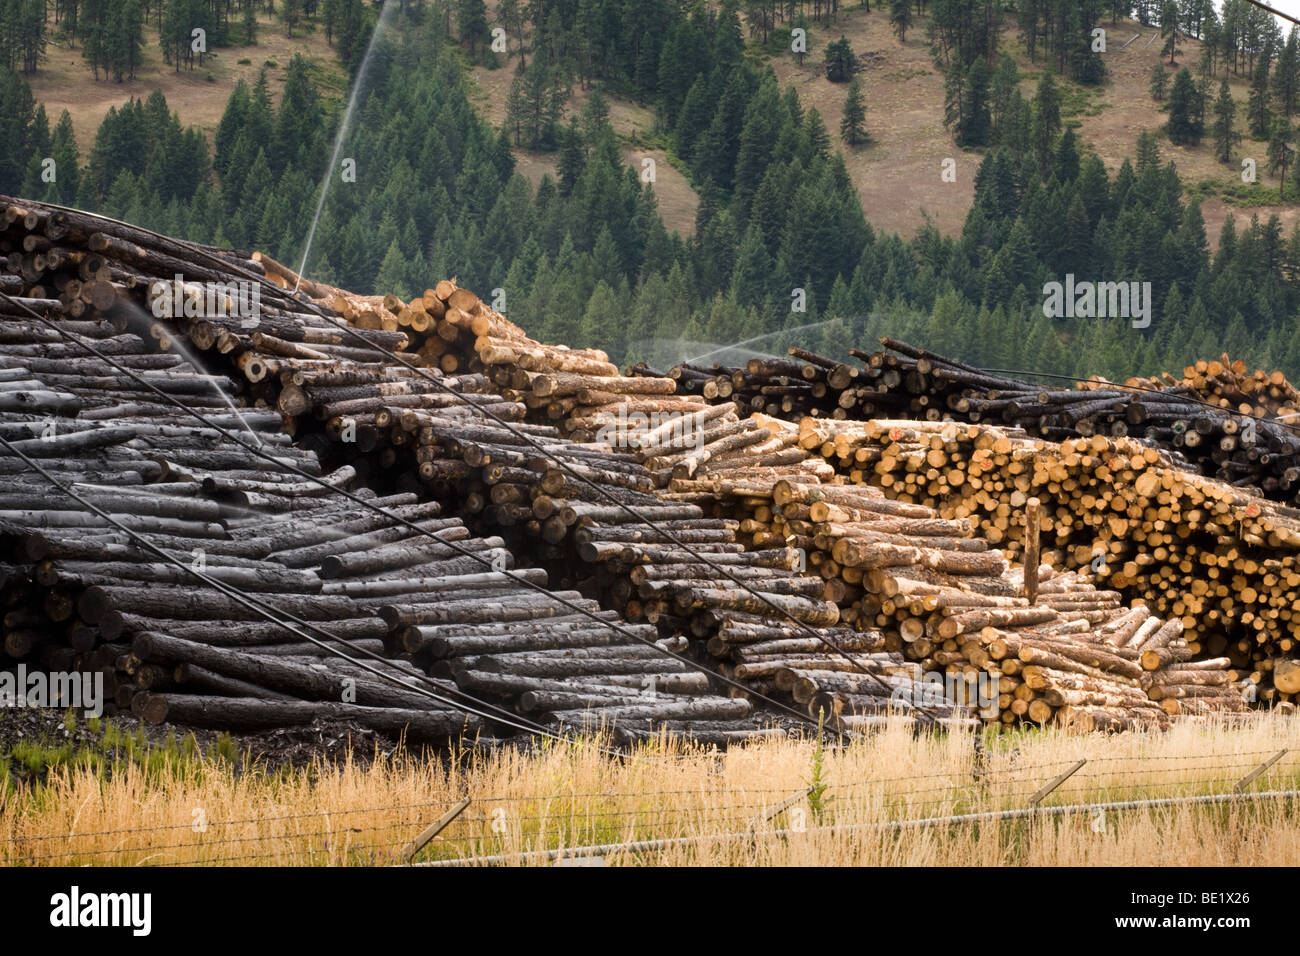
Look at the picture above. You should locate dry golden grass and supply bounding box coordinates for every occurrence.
[3,714,1299,866]
[27,12,345,151]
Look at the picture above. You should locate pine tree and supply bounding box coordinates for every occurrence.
[960,56,991,146]
[824,35,855,82]
[1167,67,1203,145]
[557,116,585,195]
[944,57,966,141]
[1055,127,1080,181]
[1249,55,1272,139]
[281,0,300,37]
[890,0,912,43]
[1274,27,1300,117]
[375,238,412,300]
[506,55,567,150]
[1267,114,1295,198]
[1213,78,1239,163]
[1160,0,1180,65]
[1032,72,1061,174]
[457,0,489,57]
[990,54,1019,136]
[840,76,867,145]
[1150,62,1169,100]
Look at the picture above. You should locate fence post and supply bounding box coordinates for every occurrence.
[1029,759,1087,807]
[1234,749,1288,794]
[401,797,471,864]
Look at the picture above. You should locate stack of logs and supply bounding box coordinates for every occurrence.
[277,267,1256,730]
[0,196,799,746]
[1096,355,1300,420]
[796,416,1300,705]
[671,340,1300,507]
[640,414,1248,728]
[0,194,1264,734]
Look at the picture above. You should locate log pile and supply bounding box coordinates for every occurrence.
[680,340,1300,508]
[288,273,1258,729]
[654,428,1249,727]
[0,197,790,745]
[797,416,1300,706]
[0,194,1265,735]
[265,258,715,444]
[1090,355,1300,420]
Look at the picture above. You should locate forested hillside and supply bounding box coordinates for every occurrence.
[4,0,1300,380]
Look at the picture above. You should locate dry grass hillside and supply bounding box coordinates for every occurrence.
[469,4,1299,245]
[17,3,1300,245]
[769,6,1297,243]
[25,12,346,153]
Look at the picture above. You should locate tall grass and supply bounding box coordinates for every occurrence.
[3,714,1299,866]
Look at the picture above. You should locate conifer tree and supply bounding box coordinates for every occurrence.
[1267,114,1295,197]
[840,76,867,145]
[1167,67,1203,145]
[1160,0,1180,65]
[890,0,912,42]
[1213,78,1239,163]
[1249,54,1272,139]
[1150,62,1169,100]
[1274,27,1300,117]
[824,35,855,82]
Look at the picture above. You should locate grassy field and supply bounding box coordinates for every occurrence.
[3,711,1298,866]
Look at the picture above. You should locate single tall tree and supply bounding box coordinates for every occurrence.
[824,35,855,81]
[1032,72,1061,173]
[840,76,867,145]
[1213,78,1239,163]
[890,0,912,42]
[1268,114,1295,197]
[1160,0,1180,65]
[1249,55,1272,139]
[1167,67,1203,144]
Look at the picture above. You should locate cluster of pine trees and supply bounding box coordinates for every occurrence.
[3,0,1300,383]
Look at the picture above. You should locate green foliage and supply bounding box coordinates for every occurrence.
[805,709,832,824]
[1267,114,1296,196]
[1150,62,1169,101]
[1160,0,1181,65]
[1167,67,1204,145]
[1249,54,1272,140]
[506,53,568,150]
[840,76,867,146]
[889,0,912,43]
[824,35,856,82]
[1213,79,1239,164]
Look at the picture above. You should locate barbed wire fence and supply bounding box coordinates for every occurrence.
[4,745,1296,866]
